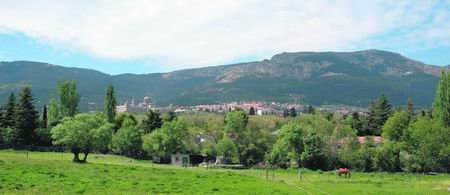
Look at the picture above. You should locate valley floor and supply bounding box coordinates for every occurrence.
[0,150,449,194]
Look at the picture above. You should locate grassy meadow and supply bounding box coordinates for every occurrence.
[0,150,449,194]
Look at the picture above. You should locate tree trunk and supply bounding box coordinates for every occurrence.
[71,147,81,162]
[81,149,89,163]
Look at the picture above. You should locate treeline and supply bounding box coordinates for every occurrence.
[0,73,449,173]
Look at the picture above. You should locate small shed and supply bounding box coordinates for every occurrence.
[171,153,205,166]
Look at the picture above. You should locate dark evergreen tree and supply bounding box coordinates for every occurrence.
[306,105,315,114]
[283,109,289,117]
[15,86,39,145]
[367,94,392,135]
[406,98,414,120]
[289,107,297,117]
[248,107,256,115]
[104,84,117,123]
[0,106,4,144]
[0,106,5,128]
[351,112,364,136]
[41,105,48,129]
[4,92,17,128]
[163,110,177,122]
[142,110,163,134]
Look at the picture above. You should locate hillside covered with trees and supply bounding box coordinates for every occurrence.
[0,50,447,110]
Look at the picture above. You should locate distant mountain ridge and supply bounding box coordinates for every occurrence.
[0,50,447,111]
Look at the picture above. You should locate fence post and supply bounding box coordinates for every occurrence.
[300,168,303,181]
[272,166,275,181]
[266,166,269,180]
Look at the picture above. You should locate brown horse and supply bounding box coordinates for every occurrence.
[338,168,351,178]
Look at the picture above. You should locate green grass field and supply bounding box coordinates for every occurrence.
[0,150,449,194]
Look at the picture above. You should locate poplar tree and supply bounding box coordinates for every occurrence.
[432,71,450,127]
[15,86,39,145]
[57,80,80,117]
[41,105,48,128]
[406,98,414,120]
[103,84,117,123]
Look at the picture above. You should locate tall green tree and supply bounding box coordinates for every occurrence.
[350,112,364,136]
[4,92,17,128]
[0,106,4,128]
[432,71,450,127]
[142,110,163,134]
[406,117,450,172]
[382,111,409,142]
[301,132,326,170]
[0,106,4,144]
[103,84,117,123]
[57,80,80,117]
[406,98,415,120]
[289,107,297,117]
[142,120,190,157]
[224,109,248,164]
[15,86,39,145]
[114,113,137,131]
[111,116,142,157]
[41,105,48,129]
[47,98,61,127]
[216,138,238,163]
[270,121,304,168]
[248,107,256,115]
[163,110,177,122]
[367,94,392,135]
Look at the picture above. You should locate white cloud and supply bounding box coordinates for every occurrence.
[0,0,448,69]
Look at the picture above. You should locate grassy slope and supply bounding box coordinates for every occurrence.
[0,150,449,194]
[0,150,296,194]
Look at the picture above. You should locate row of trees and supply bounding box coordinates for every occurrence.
[1,72,448,172]
[0,87,41,146]
[268,72,450,172]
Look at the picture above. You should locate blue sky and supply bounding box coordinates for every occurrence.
[0,1,449,75]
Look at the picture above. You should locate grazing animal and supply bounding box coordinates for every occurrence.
[338,168,351,178]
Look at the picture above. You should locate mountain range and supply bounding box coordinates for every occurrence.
[0,49,447,111]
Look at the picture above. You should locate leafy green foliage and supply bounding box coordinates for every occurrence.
[367,94,392,135]
[141,110,163,134]
[57,80,80,117]
[142,120,190,157]
[47,98,61,127]
[15,86,39,145]
[382,111,409,142]
[3,92,17,129]
[432,72,450,127]
[51,113,114,162]
[103,84,117,123]
[301,132,326,170]
[114,113,137,131]
[270,121,304,167]
[216,138,238,163]
[111,127,142,157]
[405,117,450,172]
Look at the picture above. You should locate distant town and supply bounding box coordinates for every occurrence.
[115,96,365,116]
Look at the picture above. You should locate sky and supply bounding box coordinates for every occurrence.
[0,0,449,75]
